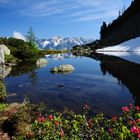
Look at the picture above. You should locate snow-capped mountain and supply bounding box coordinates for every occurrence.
[37,37,93,50]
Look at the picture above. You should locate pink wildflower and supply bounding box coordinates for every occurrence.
[37,116,45,123]
[48,114,53,120]
[122,106,129,113]
[112,116,117,122]
[130,126,140,134]
[137,133,140,139]
[54,121,59,126]
[87,119,93,128]
[129,103,133,109]
[108,128,113,134]
[136,119,140,123]
[136,106,140,111]
[128,120,136,125]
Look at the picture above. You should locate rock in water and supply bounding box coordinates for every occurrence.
[50,64,75,74]
[36,58,48,67]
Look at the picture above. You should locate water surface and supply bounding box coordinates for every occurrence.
[4,52,140,116]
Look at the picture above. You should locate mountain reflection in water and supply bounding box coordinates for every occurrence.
[86,52,140,106]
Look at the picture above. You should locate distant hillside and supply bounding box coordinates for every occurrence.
[73,0,140,51]
[100,0,140,46]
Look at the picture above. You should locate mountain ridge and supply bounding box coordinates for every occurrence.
[100,0,140,46]
[37,37,93,50]
[75,0,140,51]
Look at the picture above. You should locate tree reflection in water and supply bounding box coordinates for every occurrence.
[86,52,140,106]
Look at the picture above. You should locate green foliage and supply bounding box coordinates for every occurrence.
[7,37,25,47]
[5,54,17,64]
[10,104,140,140]
[0,36,68,64]
[0,37,3,44]
[0,103,8,111]
[38,50,68,57]
[26,27,37,50]
[5,101,46,138]
[0,37,41,62]
[0,81,6,101]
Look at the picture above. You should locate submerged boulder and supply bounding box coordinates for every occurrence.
[36,58,48,67]
[50,64,74,74]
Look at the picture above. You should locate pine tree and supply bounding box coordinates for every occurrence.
[26,27,37,50]
[100,22,107,39]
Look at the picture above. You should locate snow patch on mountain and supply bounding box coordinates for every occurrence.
[96,37,140,64]
[96,37,140,56]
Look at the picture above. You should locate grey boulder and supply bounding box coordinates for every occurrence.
[51,64,74,74]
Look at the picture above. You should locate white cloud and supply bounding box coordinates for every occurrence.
[0,0,131,22]
[73,9,119,22]
[12,31,26,41]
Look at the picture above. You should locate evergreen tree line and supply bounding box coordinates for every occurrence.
[100,0,140,40]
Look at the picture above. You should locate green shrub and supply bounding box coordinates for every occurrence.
[0,81,6,101]
[0,103,8,111]
[12,104,140,140]
[5,54,17,64]
[0,37,40,62]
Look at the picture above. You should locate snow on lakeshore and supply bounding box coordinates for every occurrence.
[96,37,140,57]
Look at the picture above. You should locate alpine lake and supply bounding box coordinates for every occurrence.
[2,50,140,117]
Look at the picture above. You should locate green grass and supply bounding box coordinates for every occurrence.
[0,103,8,111]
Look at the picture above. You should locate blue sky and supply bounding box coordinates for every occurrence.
[0,0,132,39]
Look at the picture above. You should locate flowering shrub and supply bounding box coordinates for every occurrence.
[16,104,140,139]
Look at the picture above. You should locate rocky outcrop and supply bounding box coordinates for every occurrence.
[0,45,10,65]
[0,47,4,65]
[50,64,74,74]
[0,45,10,56]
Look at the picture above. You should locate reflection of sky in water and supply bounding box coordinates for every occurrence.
[4,53,135,117]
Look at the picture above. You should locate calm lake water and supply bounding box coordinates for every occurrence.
[4,52,140,116]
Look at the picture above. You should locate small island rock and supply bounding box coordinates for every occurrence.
[50,64,74,73]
